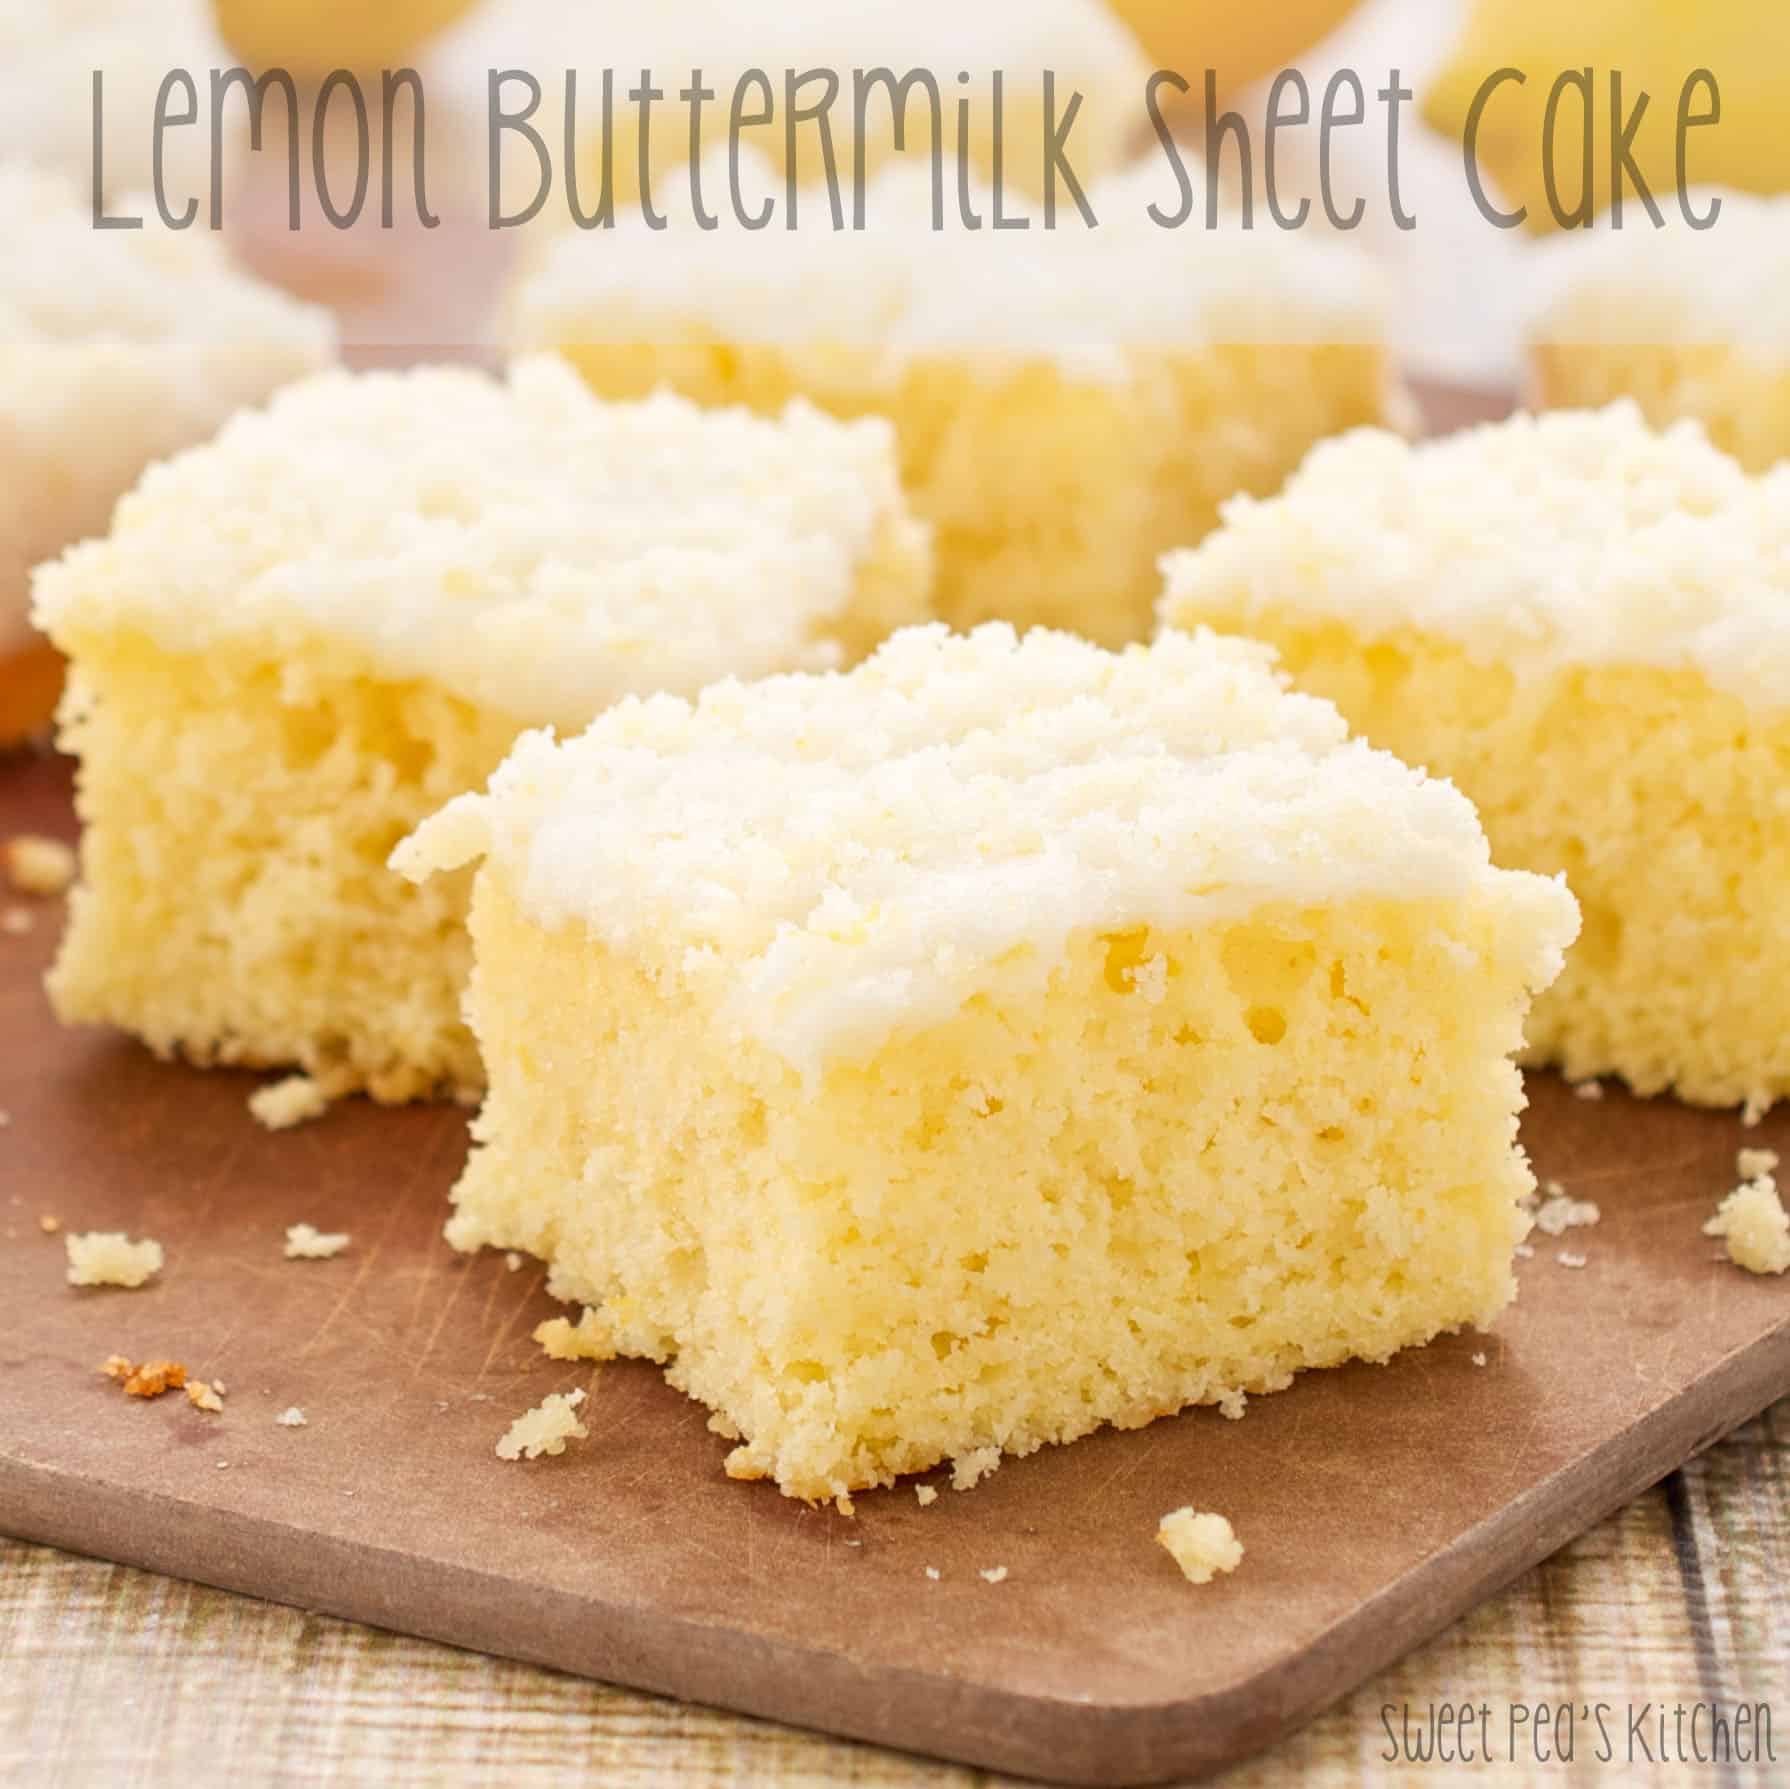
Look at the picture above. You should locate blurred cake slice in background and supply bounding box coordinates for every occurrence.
[0,162,336,748]
[1529,190,1790,473]
[1164,402,1790,1113]
[512,148,1404,646]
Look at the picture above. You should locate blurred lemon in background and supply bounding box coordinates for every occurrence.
[1424,0,1790,232]
[1105,0,1364,94]
[213,0,485,74]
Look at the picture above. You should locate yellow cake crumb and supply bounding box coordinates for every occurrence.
[1557,1251,1590,1270]
[951,1448,1003,1495]
[65,1231,163,1289]
[1533,1194,1600,1238]
[1571,1080,1605,1101]
[275,1405,308,1427]
[99,1354,135,1381]
[495,1388,589,1462]
[534,1312,617,1363]
[915,1484,939,1508]
[4,835,75,898]
[1737,1148,1780,1183]
[979,1567,1009,1585]
[283,1223,351,1261]
[1156,1508,1244,1585]
[1704,1176,1790,1277]
[122,1360,186,1399]
[924,1567,941,1581]
[248,1074,338,1133]
[186,1380,224,1413]
[38,1214,59,1235]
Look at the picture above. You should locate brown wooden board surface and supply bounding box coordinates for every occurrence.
[3,753,1788,1785]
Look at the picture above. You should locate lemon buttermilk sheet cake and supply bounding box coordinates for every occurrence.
[35,357,930,1103]
[1530,192,1790,473]
[0,162,336,746]
[510,152,1401,647]
[1163,404,1790,1112]
[396,625,1577,1502]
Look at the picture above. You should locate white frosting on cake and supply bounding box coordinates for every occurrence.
[1161,403,1790,711]
[398,624,1577,1073]
[511,147,1392,378]
[0,0,223,195]
[33,357,917,728]
[1530,190,1790,360]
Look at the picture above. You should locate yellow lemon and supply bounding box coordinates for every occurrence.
[1425,0,1790,232]
[1106,0,1365,94]
[212,0,485,76]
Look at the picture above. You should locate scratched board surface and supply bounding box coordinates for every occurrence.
[2,750,1788,1785]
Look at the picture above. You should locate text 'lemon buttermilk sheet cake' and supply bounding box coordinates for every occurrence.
[35,357,930,1103]
[0,162,335,747]
[396,625,1578,1502]
[1529,192,1790,474]
[509,151,1401,647]
[1163,404,1790,1112]
[484,0,1150,224]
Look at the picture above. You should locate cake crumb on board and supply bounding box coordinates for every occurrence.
[284,1223,350,1260]
[1705,1173,1790,1277]
[65,1231,163,1289]
[249,1074,336,1132]
[275,1406,308,1427]
[1557,1251,1590,1270]
[4,834,76,897]
[186,1380,224,1413]
[951,1447,1001,1493]
[1157,1508,1244,1586]
[496,1388,589,1461]
[1,906,33,935]
[915,1484,939,1507]
[38,1214,59,1234]
[534,1311,616,1363]
[979,1566,1009,1585]
[1534,1193,1600,1237]
[112,1359,186,1400]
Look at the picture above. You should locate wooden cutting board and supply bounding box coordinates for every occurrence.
[2,751,1787,1787]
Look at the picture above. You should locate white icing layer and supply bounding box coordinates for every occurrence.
[33,357,917,729]
[1162,403,1790,711]
[398,624,1578,1074]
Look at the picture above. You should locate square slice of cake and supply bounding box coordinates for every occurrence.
[1162,403,1790,1112]
[509,150,1404,647]
[1529,191,1790,474]
[0,160,336,744]
[396,624,1577,1501]
[35,357,931,1102]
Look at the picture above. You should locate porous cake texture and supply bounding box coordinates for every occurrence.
[510,152,1401,647]
[1162,403,1790,1112]
[1530,192,1790,473]
[35,357,930,1103]
[397,624,1577,1502]
[0,161,336,744]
